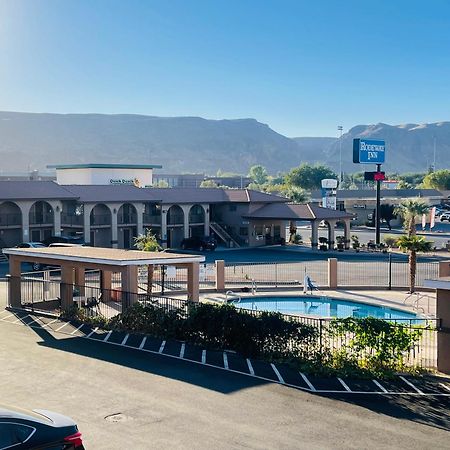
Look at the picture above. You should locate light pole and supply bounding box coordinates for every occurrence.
[337,126,343,183]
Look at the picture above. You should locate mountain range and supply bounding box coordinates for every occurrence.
[0,111,448,175]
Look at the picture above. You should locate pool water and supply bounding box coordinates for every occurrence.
[235,296,418,320]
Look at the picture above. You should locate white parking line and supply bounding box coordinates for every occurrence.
[70,323,85,335]
[43,318,58,328]
[1,314,15,321]
[271,364,285,384]
[121,333,129,346]
[139,336,147,349]
[223,352,229,370]
[103,330,112,342]
[0,311,12,319]
[246,358,255,376]
[55,321,70,332]
[179,343,185,358]
[337,377,352,392]
[201,350,206,364]
[86,327,98,338]
[13,315,29,324]
[300,372,316,391]
[158,340,166,353]
[399,376,424,394]
[440,383,450,393]
[373,379,388,393]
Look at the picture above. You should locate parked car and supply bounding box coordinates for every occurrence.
[41,235,85,246]
[180,236,217,251]
[440,212,450,222]
[0,404,84,449]
[15,242,47,271]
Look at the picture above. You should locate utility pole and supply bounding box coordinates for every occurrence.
[433,136,437,171]
[338,126,343,183]
[375,163,381,246]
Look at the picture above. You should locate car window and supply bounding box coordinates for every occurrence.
[0,423,35,449]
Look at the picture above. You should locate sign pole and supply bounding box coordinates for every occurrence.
[375,163,381,246]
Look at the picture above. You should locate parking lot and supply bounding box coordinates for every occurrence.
[1,307,449,449]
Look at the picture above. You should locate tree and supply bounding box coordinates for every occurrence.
[264,184,309,203]
[285,163,337,190]
[397,172,426,188]
[422,169,450,190]
[153,180,169,188]
[396,235,433,293]
[379,204,397,230]
[134,229,162,294]
[248,165,268,185]
[200,179,219,188]
[395,200,429,237]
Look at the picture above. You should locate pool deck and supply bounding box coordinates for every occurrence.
[200,289,436,317]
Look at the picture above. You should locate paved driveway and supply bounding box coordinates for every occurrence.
[0,309,449,449]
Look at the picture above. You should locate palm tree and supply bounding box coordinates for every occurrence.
[396,235,433,293]
[395,199,429,237]
[134,229,161,294]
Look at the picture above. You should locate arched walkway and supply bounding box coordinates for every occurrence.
[0,201,22,247]
[29,201,54,242]
[118,203,138,249]
[167,205,184,247]
[90,204,112,247]
[189,204,205,237]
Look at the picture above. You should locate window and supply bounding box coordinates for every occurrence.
[0,423,35,449]
[239,227,248,236]
[229,204,237,212]
[273,225,281,238]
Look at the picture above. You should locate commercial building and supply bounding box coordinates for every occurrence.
[311,188,443,226]
[0,163,352,250]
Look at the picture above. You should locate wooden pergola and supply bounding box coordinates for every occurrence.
[4,246,205,311]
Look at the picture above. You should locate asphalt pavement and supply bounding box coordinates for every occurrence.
[1,309,449,449]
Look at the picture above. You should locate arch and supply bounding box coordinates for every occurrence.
[90,203,112,226]
[29,201,53,225]
[167,205,184,225]
[118,203,137,225]
[188,204,205,224]
[0,201,22,227]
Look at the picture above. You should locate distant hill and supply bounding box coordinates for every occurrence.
[0,112,300,174]
[325,122,450,173]
[0,112,448,174]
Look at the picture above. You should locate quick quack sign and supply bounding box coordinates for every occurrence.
[353,138,386,164]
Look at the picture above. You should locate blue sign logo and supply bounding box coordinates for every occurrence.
[353,138,386,164]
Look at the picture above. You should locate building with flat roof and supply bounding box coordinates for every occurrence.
[48,163,162,187]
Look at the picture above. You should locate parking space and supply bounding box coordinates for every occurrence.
[1,309,450,398]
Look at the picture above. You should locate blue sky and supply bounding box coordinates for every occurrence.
[1,0,449,136]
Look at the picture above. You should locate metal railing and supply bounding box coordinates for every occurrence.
[0,213,22,227]
[61,213,84,226]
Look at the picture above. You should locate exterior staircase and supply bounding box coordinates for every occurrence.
[0,238,8,262]
[210,222,241,248]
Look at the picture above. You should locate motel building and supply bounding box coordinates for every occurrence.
[0,163,352,250]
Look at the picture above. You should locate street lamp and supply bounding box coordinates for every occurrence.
[337,126,343,183]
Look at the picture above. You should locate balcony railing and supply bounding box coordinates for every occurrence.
[143,213,161,224]
[167,214,184,225]
[61,214,84,227]
[118,213,137,225]
[90,214,111,226]
[189,214,205,224]
[0,213,22,227]
[29,213,53,225]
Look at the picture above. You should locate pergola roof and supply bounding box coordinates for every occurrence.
[3,246,205,266]
[242,203,354,221]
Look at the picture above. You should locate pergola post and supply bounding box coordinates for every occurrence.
[101,270,112,302]
[74,267,85,296]
[344,219,351,250]
[310,220,319,249]
[8,256,22,308]
[187,262,200,302]
[327,220,336,250]
[60,264,74,312]
[437,288,450,374]
[121,265,138,309]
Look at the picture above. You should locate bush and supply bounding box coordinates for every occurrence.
[384,235,397,248]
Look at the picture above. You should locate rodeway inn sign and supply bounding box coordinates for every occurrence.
[353,138,386,164]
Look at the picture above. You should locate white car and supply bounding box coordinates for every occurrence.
[440,212,450,222]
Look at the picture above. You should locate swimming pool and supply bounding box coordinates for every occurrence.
[234,295,418,320]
